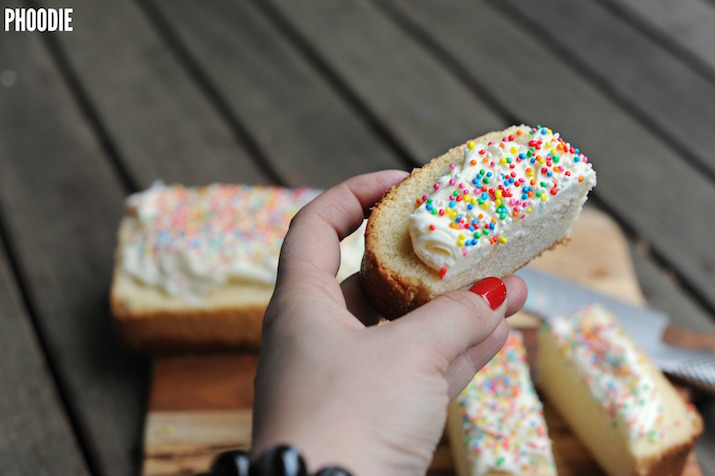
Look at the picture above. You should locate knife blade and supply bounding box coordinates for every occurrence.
[516,267,715,392]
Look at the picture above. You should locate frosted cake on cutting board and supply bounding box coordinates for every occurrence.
[110,182,364,350]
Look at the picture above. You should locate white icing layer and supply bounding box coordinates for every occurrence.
[409,125,596,277]
[121,182,364,304]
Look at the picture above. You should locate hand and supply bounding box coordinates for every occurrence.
[252,171,527,475]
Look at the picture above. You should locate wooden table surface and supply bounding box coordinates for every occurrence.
[1,1,714,475]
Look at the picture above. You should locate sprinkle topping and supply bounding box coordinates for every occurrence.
[409,125,595,277]
[548,304,663,440]
[121,182,364,302]
[456,331,554,475]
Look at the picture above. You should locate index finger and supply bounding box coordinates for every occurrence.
[276,170,408,295]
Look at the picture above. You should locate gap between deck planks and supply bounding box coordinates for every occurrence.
[0,233,89,475]
[0,2,149,474]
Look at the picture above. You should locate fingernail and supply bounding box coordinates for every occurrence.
[469,277,507,310]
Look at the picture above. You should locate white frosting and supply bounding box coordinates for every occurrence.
[409,125,596,277]
[550,304,662,440]
[121,182,365,304]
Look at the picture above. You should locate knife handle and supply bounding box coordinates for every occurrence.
[663,325,715,353]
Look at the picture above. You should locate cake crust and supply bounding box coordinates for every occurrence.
[110,294,264,352]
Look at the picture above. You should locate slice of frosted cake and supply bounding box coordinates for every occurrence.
[448,331,556,476]
[362,124,596,318]
[111,182,364,351]
[538,304,702,476]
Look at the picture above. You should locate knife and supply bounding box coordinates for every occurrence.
[516,267,715,393]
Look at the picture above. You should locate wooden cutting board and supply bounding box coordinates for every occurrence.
[142,208,702,475]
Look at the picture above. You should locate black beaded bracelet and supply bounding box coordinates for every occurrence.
[198,445,353,476]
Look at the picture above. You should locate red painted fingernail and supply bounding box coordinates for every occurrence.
[469,277,507,310]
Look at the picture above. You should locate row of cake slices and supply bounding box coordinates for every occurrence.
[449,304,702,476]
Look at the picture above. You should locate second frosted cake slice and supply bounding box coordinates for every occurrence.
[448,330,556,476]
[538,304,702,476]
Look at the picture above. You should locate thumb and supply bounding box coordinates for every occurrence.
[391,277,509,366]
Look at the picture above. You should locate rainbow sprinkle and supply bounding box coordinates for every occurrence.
[455,331,554,474]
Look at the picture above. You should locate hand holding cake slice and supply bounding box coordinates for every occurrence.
[362,125,596,318]
[538,304,703,476]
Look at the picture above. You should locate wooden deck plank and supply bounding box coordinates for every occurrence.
[496,0,715,179]
[39,0,268,189]
[260,0,505,161]
[0,14,149,476]
[0,236,90,475]
[149,0,405,188]
[630,242,715,334]
[604,0,715,78]
[382,0,715,311]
